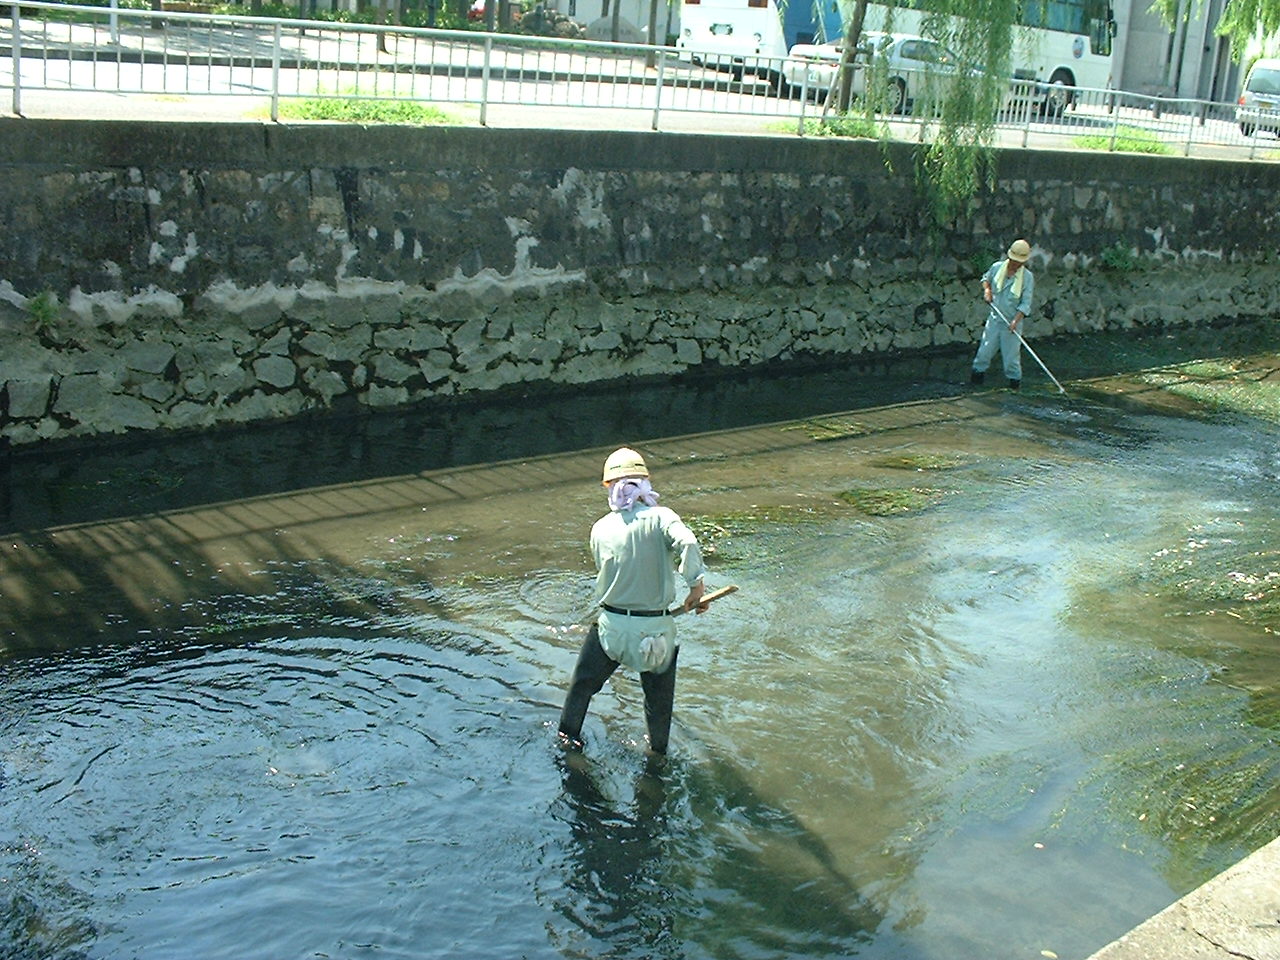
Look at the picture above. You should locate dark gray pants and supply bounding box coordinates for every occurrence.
[558,624,679,754]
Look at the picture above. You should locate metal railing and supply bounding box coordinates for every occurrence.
[3,1,1277,160]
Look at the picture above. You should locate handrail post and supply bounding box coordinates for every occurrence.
[480,34,492,126]
[796,64,808,135]
[10,4,20,116]
[651,48,665,131]
[271,22,282,121]
[1021,82,1031,149]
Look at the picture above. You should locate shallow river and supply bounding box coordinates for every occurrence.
[2,328,1279,960]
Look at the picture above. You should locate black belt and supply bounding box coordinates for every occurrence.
[601,603,670,618]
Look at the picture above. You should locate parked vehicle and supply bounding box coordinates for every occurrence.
[773,0,1113,113]
[1237,58,1280,137]
[779,31,962,111]
[676,0,788,84]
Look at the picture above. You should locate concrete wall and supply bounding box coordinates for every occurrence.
[1,119,1279,447]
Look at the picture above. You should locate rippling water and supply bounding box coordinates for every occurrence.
[3,336,1280,960]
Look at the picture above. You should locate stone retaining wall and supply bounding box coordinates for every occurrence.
[2,120,1278,446]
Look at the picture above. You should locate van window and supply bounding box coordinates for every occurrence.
[1247,66,1280,96]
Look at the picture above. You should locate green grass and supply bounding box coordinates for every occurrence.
[1073,124,1172,155]
[35,0,470,29]
[277,95,456,125]
[802,115,886,139]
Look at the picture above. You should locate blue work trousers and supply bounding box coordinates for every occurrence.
[972,313,1023,381]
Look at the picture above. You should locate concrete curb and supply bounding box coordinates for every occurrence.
[1085,834,1280,960]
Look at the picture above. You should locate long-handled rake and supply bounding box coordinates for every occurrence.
[986,299,1067,395]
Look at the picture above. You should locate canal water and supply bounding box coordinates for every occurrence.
[2,324,1279,960]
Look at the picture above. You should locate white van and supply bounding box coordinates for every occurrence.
[1237,57,1280,137]
[675,0,788,82]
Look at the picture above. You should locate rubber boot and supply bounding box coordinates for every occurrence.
[1007,378,1021,390]
[970,369,985,385]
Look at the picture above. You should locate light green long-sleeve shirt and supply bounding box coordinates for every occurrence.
[983,259,1035,323]
[590,504,706,611]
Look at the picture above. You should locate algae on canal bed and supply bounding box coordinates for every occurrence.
[869,452,970,471]
[787,416,872,441]
[1113,353,1280,637]
[837,486,947,516]
[686,480,949,558]
[1139,356,1280,423]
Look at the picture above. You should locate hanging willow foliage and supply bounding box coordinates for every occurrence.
[832,0,1020,227]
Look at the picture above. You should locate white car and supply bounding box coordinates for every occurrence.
[780,31,963,112]
[1237,57,1280,137]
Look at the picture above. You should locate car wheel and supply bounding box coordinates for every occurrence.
[769,72,791,98]
[1041,69,1073,118]
[890,78,907,114]
[1240,122,1255,136]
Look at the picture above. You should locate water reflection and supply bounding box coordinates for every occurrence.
[547,747,884,960]
[550,753,683,959]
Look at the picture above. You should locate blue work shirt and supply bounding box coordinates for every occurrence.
[983,259,1035,325]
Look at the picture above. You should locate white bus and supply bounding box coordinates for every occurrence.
[678,0,1115,100]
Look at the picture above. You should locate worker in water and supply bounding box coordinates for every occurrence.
[557,447,708,756]
[971,238,1035,390]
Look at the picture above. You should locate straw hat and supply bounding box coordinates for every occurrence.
[1007,239,1032,262]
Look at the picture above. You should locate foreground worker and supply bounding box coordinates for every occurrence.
[558,447,708,756]
[971,238,1036,389]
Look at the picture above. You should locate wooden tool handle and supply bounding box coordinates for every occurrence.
[671,584,738,616]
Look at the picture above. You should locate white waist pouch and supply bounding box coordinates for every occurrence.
[598,610,677,674]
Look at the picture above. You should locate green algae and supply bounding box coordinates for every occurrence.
[1136,357,1280,424]
[870,452,968,471]
[837,487,944,516]
[685,503,835,562]
[785,417,872,441]
[1144,519,1280,633]
[686,483,946,565]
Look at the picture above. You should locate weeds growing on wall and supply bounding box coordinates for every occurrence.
[26,291,59,334]
[1099,242,1142,271]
